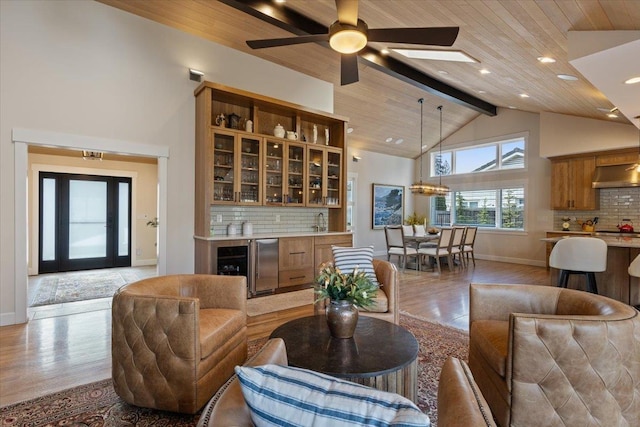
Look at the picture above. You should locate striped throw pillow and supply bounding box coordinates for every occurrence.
[331,245,379,287]
[236,364,430,427]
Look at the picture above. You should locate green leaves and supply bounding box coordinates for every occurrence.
[315,262,378,308]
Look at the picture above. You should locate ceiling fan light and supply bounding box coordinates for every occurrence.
[329,20,368,54]
[330,29,367,54]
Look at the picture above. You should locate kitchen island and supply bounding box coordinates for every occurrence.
[543,233,640,306]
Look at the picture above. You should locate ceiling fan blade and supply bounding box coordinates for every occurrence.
[247,34,329,49]
[335,0,359,26]
[341,54,359,86]
[368,27,460,46]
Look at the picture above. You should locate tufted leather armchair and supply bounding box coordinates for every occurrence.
[112,274,247,414]
[469,283,640,427]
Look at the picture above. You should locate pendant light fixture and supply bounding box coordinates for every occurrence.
[410,100,450,196]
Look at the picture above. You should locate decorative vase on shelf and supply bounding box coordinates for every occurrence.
[312,124,318,144]
[326,300,358,339]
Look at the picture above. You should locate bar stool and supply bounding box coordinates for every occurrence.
[549,237,607,294]
[629,254,640,278]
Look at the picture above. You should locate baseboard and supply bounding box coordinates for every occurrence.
[0,312,17,326]
[132,259,157,267]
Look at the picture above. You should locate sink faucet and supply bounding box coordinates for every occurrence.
[317,213,327,232]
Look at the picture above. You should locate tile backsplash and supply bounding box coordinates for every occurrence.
[553,187,640,231]
[209,206,329,236]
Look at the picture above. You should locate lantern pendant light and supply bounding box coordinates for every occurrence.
[410,100,450,196]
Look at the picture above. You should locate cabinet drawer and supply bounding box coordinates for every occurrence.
[279,237,314,270]
[314,234,353,246]
[279,268,315,287]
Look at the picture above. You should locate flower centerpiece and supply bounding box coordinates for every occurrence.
[315,262,378,338]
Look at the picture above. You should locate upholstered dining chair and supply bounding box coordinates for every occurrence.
[417,227,455,274]
[412,224,436,249]
[384,225,419,271]
[450,226,466,267]
[549,236,607,293]
[461,226,478,267]
[112,274,247,414]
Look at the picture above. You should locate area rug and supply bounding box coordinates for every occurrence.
[0,314,468,426]
[29,267,157,307]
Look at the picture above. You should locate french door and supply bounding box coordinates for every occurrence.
[39,172,132,273]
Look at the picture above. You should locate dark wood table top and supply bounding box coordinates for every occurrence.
[270,315,419,379]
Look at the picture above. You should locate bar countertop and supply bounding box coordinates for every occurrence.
[541,235,640,249]
[194,231,353,241]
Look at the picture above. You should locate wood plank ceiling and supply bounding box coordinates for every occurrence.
[99,0,640,159]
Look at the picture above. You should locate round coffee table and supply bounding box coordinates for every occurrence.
[270,315,419,402]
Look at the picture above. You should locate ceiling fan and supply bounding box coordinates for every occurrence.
[245,0,459,85]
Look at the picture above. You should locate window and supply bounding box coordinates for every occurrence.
[430,137,525,176]
[431,187,525,230]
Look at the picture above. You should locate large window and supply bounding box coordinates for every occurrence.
[431,187,524,230]
[431,137,525,177]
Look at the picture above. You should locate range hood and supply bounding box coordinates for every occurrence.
[592,164,640,188]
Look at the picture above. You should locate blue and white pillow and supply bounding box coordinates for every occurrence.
[236,364,430,427]
[331,245,379,287]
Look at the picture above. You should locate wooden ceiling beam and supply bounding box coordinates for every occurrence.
[218,0,497,116]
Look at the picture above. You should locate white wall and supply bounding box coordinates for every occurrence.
[540,112,637,158]
[0,0,333,325]
[424,108,553,266]
[347,148,415,255]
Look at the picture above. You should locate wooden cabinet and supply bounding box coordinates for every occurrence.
[314,234,353,272]
[596,148,638,166]
[194,81,349,236]
[212,129,262,205]
[278,237,314,288]
[307,146,342,208]
[550,156,598,210]
[264,140,306,206]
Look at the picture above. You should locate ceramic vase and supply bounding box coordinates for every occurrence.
[326,300,358,339]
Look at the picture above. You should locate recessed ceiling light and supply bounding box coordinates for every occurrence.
[537,56,556,63]
[392,48,479,63]
[395,139,404,144]
[438,70,449,75]
[519,93,530,98]
[625,76,640,85]
[274,0,286,3]
[422,144,428,150]
[607,113,619,118]
[347,127,354,134]
[478,90,487,94]
[385,137,393,143]
[597,107,612,112]
[557,74,578,81]
[508,106,517,109]
[380,48,389,55]
[479,69,491,74]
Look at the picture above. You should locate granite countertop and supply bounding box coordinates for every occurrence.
[541,235,640,249]
[194,231,353,241]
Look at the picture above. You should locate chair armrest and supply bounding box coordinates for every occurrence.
[188,275,247,312]
[373,259,398,321]
[469,283,560,323]
[438,357,497,427]
[197,339,288,427]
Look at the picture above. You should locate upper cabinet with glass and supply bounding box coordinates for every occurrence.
[194,82,349,235]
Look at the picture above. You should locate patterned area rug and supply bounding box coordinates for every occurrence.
[29,267,157,307]
[0,314,468,426]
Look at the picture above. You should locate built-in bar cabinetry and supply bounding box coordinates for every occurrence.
[194,81,349,237]
[278,237,315,288]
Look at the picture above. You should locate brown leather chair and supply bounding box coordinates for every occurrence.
[112,274,247,414]
[469,283,640,427]
[315,259,399,324]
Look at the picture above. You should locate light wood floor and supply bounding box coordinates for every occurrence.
[0,260,551,407]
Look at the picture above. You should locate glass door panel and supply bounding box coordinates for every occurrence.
[265,141,284,205]
[68,180,107,259]
[239,136,261,204]
[41,178,57,261]
[326,149,342,207]
[213,132,236,202]
[286,143,305,205]
[307,147,324,206]
[118,182,130,257]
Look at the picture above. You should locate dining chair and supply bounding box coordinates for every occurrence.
[412,224,436,249]
[461,226,478,267]
[384,226,419,271]
[417,227,455,274]
[450,226,466,267]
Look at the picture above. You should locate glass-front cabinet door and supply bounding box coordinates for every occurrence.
[212,130,261,205]
[285,142,305,206]
[307,147,324,206]
[326,147,342,208]
[265,140,284,205]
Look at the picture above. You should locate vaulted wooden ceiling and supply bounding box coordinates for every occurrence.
[99,0,640,159]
